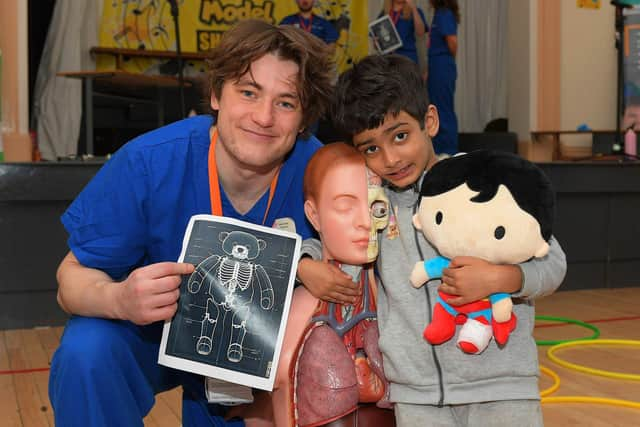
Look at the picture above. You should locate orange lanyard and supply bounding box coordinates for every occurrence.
[207,129,279,225]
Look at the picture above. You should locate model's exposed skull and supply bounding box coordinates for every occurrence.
[366,168,389,262]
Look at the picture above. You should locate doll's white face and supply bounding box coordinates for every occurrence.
[412,183,550,264]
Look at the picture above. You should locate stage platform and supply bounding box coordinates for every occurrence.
[1,159,639,329]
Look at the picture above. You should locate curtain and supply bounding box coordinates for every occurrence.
[455,0,508,132]
[33,0,102,160]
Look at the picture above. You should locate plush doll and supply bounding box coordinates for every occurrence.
[409,150,555,354]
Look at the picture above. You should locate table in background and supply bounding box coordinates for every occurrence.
[58,70,192,155]
[530,129,637,160]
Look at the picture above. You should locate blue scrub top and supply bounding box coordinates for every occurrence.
[428,8,457,58]
[383,8,427,64]
[62,115,320,280]
[280,13,339,45]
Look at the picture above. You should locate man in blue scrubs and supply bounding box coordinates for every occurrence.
[280,0,339,48]
[48,20,346,427]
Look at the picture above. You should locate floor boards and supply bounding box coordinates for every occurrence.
[1,287,638,426]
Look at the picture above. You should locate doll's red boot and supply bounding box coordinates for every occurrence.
[424,303,456,344]
[492,313,517,346]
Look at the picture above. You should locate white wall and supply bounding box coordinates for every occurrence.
[507,1,617,146]
[560,2,616,146]
[507,0,534,141]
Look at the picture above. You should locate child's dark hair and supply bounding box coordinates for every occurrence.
[331,54,429,141]
[420,150,555,241]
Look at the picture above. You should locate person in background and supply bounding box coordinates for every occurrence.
[427,0,460,155]
[280,0,339,49]
[47,20,349,427]
[379,0,427,65]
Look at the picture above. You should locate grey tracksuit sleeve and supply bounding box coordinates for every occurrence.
[300,237,322,261]
[514,236,567,300]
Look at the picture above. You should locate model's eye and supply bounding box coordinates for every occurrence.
[435,211,443,225]
[371,201,388,218]
[494,226,505,240]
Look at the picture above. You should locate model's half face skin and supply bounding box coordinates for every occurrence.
[413,183,550,264]
[211,53,304,174]
[353,107,439,189]
[305,162,373,265]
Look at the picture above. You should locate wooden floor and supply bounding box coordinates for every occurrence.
[1,287,639,426]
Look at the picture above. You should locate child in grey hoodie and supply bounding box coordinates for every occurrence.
[325,54,567,427]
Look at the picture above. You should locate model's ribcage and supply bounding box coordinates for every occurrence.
[218,258,253,292]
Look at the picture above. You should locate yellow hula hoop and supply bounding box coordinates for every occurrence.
[539,365,560,397]
[541,396,640,409]
[539,365,640,409]
[546,339,640,381]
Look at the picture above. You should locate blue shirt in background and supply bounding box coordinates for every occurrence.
[428,8,457,58]
[280,13,339,45]
[382,8,427,64]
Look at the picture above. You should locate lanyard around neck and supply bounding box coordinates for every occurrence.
[208,129,279,225]
[298,14,313,32]
[390,9,401,26]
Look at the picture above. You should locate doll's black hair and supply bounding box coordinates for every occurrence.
[419,150,555,241]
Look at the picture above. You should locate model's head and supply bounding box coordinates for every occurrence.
[304,143,389,264]
[206,19,334,137]
[332,54,439,189]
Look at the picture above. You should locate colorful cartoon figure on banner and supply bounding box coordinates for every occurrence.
[315,0,360,70]
[98,0,368,74]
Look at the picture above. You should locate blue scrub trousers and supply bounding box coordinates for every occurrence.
[49,316,245,427]
[428,54,459,155]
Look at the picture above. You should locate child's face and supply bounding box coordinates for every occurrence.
[352,107,439,189]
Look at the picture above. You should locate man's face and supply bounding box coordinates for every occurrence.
[307,162,372,265]
[353,108,439,189]
[211,53,304,173]
[297,0,314,13]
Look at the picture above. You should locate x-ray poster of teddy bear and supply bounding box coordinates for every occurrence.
[159,214,301,391]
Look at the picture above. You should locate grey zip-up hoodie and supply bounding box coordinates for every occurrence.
[377,178,566,406]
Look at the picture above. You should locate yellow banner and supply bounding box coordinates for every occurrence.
[98,0,368,74]
[576,0,600,9]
